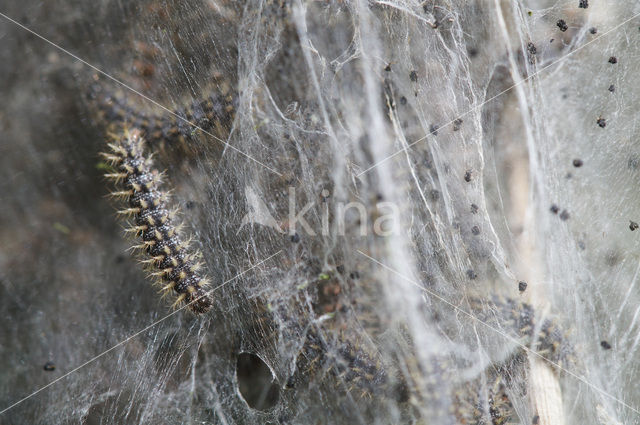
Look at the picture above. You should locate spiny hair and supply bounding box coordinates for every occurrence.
[102,128,213,314]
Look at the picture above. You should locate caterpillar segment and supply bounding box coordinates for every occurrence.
[103,128,213,314]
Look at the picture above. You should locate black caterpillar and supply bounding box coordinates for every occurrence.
[294,292,570,423]
[103,128,213,313]
[88,77,236,152]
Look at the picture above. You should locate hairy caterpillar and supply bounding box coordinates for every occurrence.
[102,128,213,313]
[294,291,570,423]
[88,77,236,152]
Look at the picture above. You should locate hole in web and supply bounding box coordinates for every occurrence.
[236,352,279,411]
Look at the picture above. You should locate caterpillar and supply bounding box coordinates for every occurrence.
[294,292,570,421]
[102,128,213,314]
[88,76,236,152]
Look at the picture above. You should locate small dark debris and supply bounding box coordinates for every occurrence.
[470,203,479,214]
[557,19,568,32]
[589,27,598,34]
[600,340,612,350]
[471,225,480,236]
[572,159,583,167]
[399,96,407,105]
[185,201,195,209]
[608,84,615,92]
[409,70,418,82]
[466,269,477,280]
[43,361,55,372]
[453,118,463,131]
[518,281,528,293]
[608,56,618,64]
[528,10,533,16]
[550,204,559,214]
[550,38,554,43]
[336,265,345,274]
[468,47,479,58]
[597,117,607,128]
[115,254,125,264]
[559,210,570,221]
[532,415,540,425]
[290,233,300,243]
[579,0,588,8]
[630,221,639,231]
[384,64,391,72]
[464,170,472,182]
[430,189,440,201]
[566,172,573,179]
[578,241,586,250]
[430,124,439,136]
[350,271,360,280]
[628,156,640,170]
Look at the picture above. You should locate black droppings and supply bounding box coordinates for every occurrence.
[557,19,568,32]
[43,361,56,372]
[589,27,598,34]
[608,84,616,92]
[600,340,612,350]
[518,281,528,293]
[608,56,618,64]
[464,170,472,182]
[399,96,407,105]
[409,70,418,82]
[550,204,559,214]
[384,63,392,72]
[470,203,479,214]
[630,221,639,231]
[429,124,439,136]
[597,117,607,128]
[466,269,477,280]
[471,225,480,236]
[559,210,570,221]
[453,118,463,131]
[579,0,588,8]
[572,159,583,167]
[290,233,300,243]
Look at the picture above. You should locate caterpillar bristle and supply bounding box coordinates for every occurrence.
[103,129,213,314]
[173,293,187,309]
[104,172,128,182]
